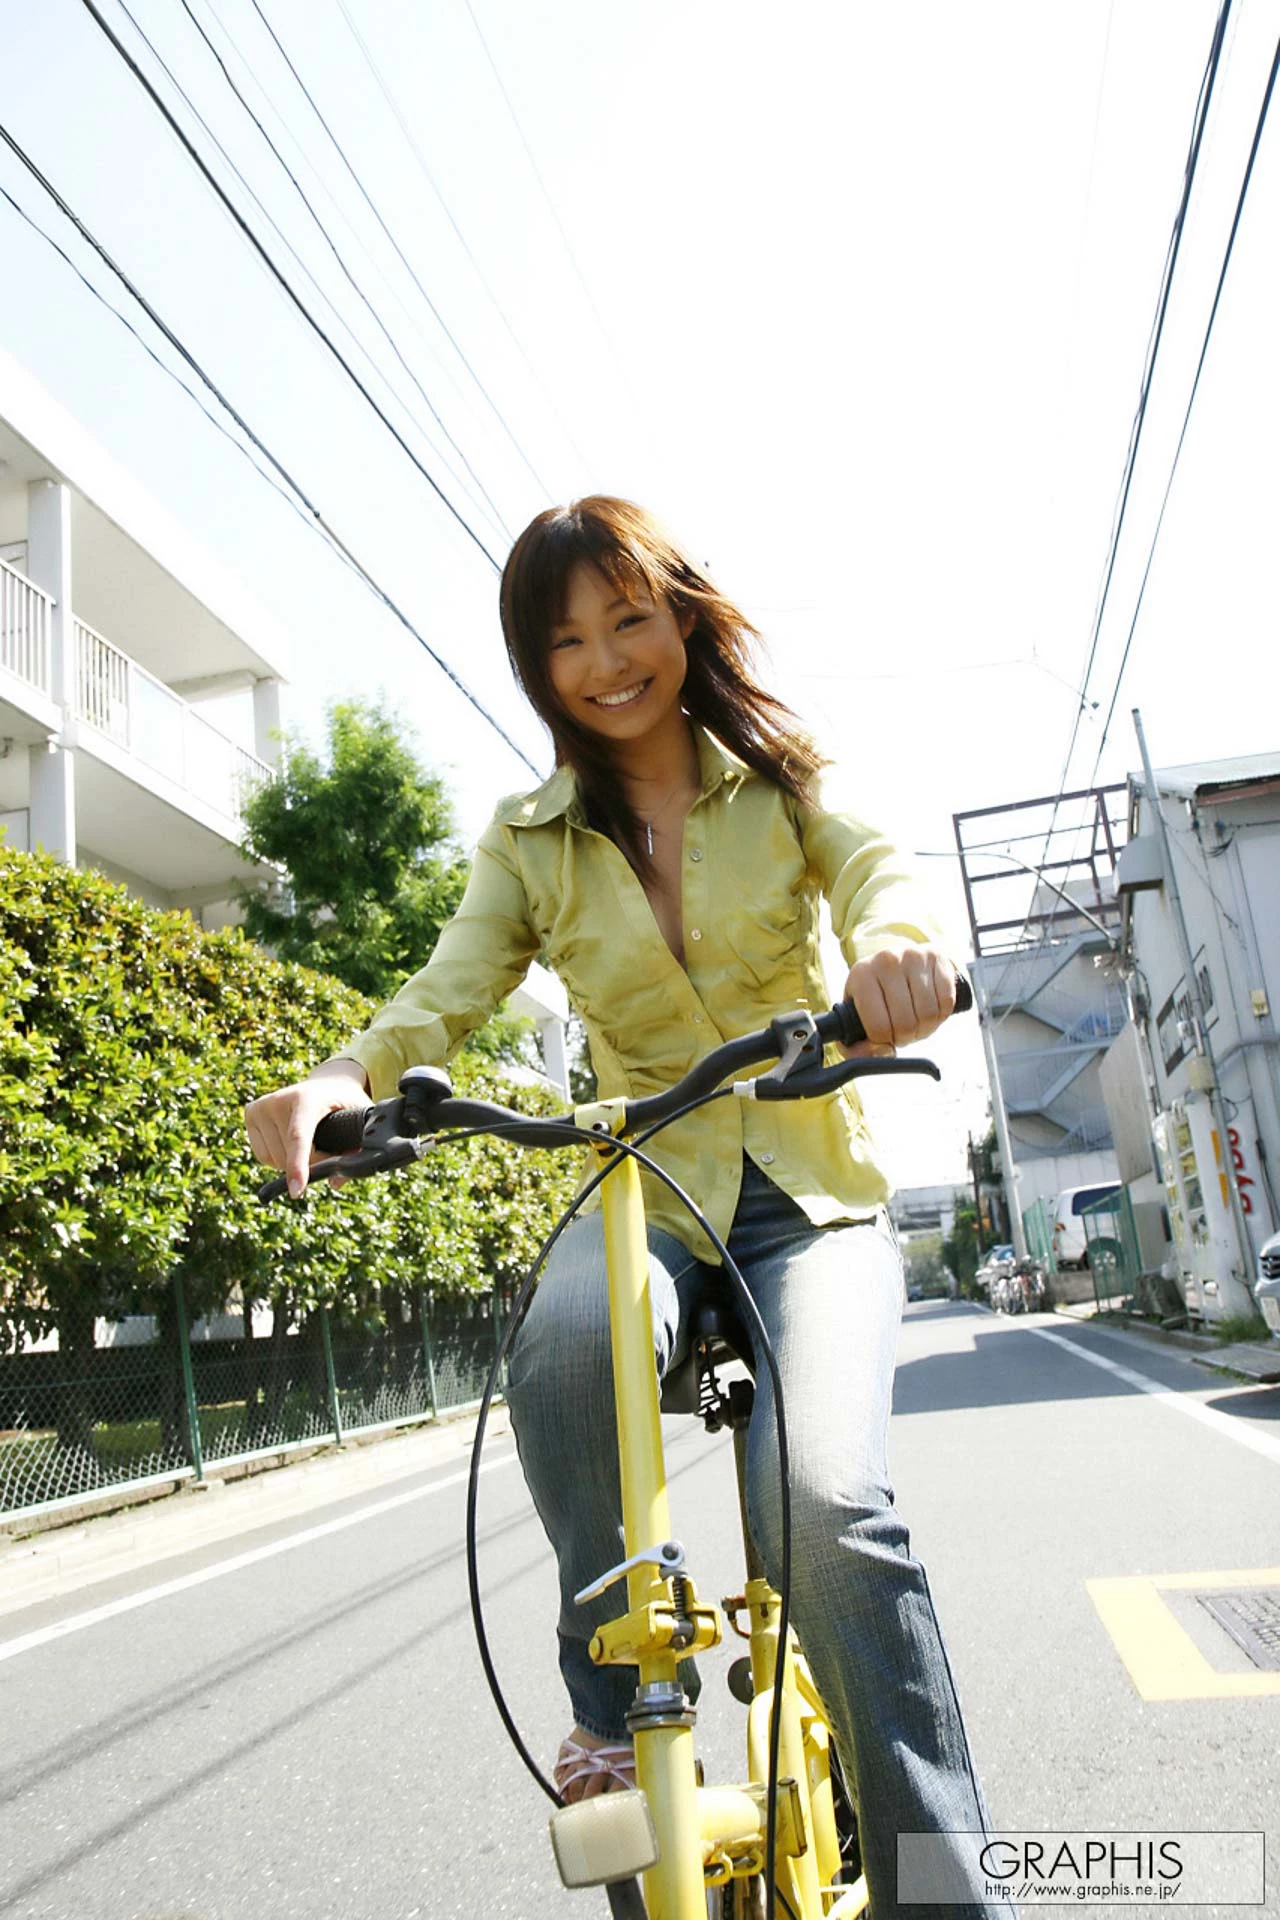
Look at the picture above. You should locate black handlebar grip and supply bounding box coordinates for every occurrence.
[313,1105,371,1154]
[821,972,974,1049]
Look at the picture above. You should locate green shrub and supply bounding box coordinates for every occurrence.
[0,850,579,1355]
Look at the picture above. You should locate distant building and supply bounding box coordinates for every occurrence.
[953,786,1127,1254]
[1110,752,1279,1324]
[890,1183,958,1239]
[0,345,286,923]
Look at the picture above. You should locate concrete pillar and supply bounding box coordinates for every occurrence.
[29,738,75,863]
[26,480,73,707]
[252,677,282,765]
[25,481,76,864]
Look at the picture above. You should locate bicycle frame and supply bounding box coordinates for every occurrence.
[275,992,968,1912]
[567,1109,870,1919]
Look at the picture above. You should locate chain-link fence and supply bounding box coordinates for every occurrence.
[1081,1187,1141,1311]
[0,1284,516,1523]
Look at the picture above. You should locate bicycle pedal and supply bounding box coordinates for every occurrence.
[549,1789,660,1889]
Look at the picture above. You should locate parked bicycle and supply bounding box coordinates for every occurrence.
[261,985,975,1917]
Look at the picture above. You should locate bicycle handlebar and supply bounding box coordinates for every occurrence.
[259,976,973,1203]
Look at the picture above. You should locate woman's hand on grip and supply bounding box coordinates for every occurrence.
[839,947,957,1058]
[244,1059,370,1198]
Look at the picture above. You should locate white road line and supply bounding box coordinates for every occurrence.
[1033,1329,1280,1466]
[0,1452,519,1666]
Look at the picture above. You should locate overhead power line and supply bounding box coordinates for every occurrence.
[999,0,1234,969]
[108,0,510,547]
[1088,27,1280,778]
[460,0,647,431]
[0,118,541,777]
[1056,0,1234,796]
[173,0,515,541]
[75,0,505,572]
[0,179,322,537]
[246,0,566,497]
[324,0,594,479]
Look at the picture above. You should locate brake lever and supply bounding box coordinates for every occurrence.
[256,1091,431,1204]
[744,1056,941,1102]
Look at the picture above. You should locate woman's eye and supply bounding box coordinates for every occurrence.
[550,635,580,651]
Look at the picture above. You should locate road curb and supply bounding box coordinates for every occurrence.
[0,1404,511,1620]
[1048,1306,1280,1383]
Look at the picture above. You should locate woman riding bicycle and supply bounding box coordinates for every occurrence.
[246,497,1009,1918]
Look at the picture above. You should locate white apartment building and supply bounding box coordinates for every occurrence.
[0,346,286,922]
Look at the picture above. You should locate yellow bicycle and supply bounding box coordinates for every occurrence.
[263,987,968,1918]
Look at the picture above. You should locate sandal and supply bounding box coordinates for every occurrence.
[554,1734,637,1801]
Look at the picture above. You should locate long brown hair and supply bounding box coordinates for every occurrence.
[499,496,826,874]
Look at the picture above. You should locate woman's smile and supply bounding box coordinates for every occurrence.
[588,679,653,710]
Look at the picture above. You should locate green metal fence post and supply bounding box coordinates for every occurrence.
[418,1290,438,1417]
[320,1309,344,1444]
[493,1281,507,1390]
[172,1276,204,1482]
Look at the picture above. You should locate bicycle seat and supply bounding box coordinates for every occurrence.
[659,1286,754,1416]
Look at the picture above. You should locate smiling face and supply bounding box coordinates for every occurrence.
[546,561,695,746]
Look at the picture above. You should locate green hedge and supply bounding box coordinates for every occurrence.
[0,850,580,1359]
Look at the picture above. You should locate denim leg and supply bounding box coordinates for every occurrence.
[732,1169,1013,1919]
[505,1212,702,1741]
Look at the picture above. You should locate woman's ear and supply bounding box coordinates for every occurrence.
[677,604,696,642]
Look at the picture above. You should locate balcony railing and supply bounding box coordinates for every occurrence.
[0,556,53,697]
[74,618,271,824]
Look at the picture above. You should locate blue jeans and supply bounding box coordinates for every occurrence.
[506,1159,1014,1918]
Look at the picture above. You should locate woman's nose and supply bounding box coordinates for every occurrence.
[592,635,629,680]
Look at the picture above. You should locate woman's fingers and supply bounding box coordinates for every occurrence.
[841,948,958,1055]
[244,1076,369,1199]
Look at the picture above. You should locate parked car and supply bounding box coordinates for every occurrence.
[975,1245,1015,1299]
[1255,1229,1280,1338]
[1051,1184,1121,1269]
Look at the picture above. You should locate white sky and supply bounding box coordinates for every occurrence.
[2,0,1277,1184]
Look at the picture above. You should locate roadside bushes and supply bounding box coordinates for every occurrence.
[0,849,580,1359]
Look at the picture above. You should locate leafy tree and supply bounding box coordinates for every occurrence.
[0,851,580,1368]
[238,700,471,1001]
[942,1201,984,1298]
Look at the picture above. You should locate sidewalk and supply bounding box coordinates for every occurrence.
[1049,1300,1280,1384]
[0,1404,511,1622]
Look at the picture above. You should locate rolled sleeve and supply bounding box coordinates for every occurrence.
[335,822,539,1101]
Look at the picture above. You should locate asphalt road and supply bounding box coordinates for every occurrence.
[2,1303,1278,1919]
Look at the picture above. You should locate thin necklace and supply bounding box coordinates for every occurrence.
[638,780,696,856]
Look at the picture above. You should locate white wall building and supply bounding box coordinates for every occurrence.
[1115,752,1280,1324]
[0,346,286,921]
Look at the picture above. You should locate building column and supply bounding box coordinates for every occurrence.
[26,480,77,863]
[26,479,73,707]
[252,677,282,766]
[29,738,76,862]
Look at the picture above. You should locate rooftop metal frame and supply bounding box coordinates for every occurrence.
[952,784,1129,958]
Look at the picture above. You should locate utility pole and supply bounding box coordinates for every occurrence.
[1132,709,1255,1315]
[970,966,1028,1258]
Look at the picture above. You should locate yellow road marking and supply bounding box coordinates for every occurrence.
[1087,1568,1280,1700]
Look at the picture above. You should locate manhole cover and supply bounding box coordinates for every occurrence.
[1197,1589,1280,1671]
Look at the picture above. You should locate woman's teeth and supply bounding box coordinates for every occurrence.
[592,681,650,708]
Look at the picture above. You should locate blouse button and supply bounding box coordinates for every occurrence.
[689,848,703,862]
[690,928,702,941]
[760,1153,775,1165]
